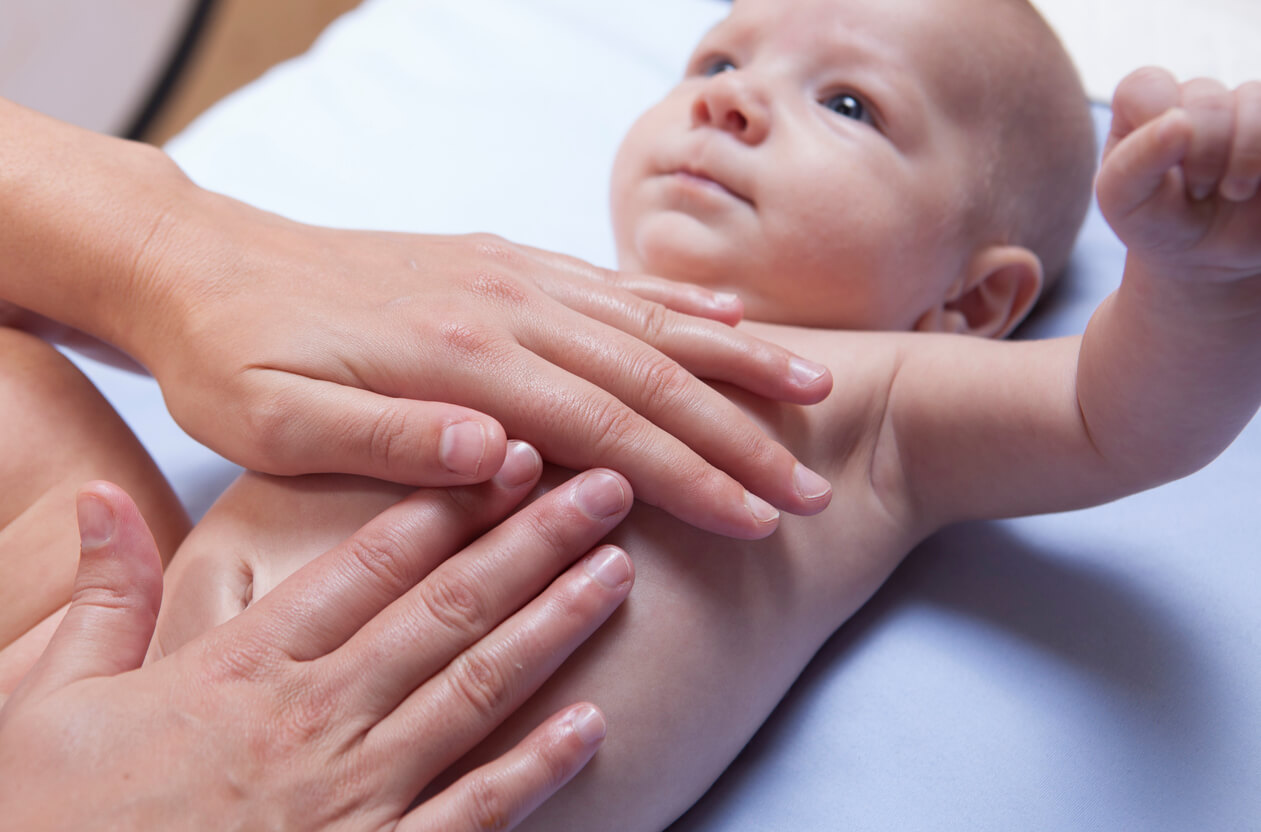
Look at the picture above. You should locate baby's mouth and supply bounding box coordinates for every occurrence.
[668,167,753,206]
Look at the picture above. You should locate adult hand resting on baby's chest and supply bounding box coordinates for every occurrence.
[0,97,834,540]
[130,204,835,537]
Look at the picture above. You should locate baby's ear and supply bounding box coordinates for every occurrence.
[914,246,1043,339]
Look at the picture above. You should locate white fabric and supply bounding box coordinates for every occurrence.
[1033,0,1261,102]
[66,1,1259,828]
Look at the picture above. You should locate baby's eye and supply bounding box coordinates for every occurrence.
[822,93,873,125]
[702,57,737,77]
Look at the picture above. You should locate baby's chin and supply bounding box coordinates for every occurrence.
[618,218,742,287]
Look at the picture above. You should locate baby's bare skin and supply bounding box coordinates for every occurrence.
[153,324,904,830]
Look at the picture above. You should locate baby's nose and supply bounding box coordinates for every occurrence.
[691,75,769,144]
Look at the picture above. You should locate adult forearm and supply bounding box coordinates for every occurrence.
[0,97,191,360]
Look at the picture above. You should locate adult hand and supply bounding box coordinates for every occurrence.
[136,211,833,539]
[0,458,636,829]
[1,99,832,540]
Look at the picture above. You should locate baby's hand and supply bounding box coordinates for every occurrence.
[1098,68,1261,282]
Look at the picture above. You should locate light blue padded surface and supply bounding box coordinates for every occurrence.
[71,1,1258,828]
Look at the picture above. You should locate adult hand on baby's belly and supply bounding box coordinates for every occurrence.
[3,455,635,830]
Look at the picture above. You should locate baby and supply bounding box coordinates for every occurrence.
[11,0,1261,828]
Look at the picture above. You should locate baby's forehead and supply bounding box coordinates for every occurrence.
[719,0,1014,108]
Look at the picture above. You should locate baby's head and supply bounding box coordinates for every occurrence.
[610,0,1096,337]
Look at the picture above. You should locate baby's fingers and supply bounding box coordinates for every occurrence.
[1180,78,1236,200]
[1221,81,1261,202]
[1097,107,1191,231]
[1107,67,1181,154]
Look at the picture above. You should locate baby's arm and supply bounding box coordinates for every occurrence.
[1079,70,1261,486]
[883,69,1261,528]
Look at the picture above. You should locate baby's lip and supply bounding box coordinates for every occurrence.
[668,164,753,206]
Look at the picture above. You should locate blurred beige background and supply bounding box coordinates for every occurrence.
[144,0,361,144]
[0,0,359,141]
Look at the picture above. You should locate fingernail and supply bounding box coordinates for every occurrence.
[789,357,826,387]
[492,441,541,488]
[77,493,116,550]
[574,472,627,519]
[571,705,607,745]
[744,491,780,525]
[793,463,831,501]
[585,546,632,589]
[1190,183,1214,201]
[711,291,740,308]
[440,421,487,476]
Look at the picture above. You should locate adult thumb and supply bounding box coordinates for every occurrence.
[23,482,165,693]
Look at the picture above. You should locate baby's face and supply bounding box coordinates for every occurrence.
[610,0,998,330]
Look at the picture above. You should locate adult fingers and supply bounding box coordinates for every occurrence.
[16,482,163,696]
[235,442,544,660]
[1221,81,1261,202]
[534,281,831,405]
[516,244,745,325]
[365,543,632,793]
[1180,78,1236,200]
[398,703,606,832]
[495,346,829,535]
[514,242,829,403]
[596,272,744,325]
[235,372,508,487]
[335,470,633,714]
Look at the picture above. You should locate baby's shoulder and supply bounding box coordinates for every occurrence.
[737,321,909,469]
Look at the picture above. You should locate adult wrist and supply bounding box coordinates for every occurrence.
[0,99,201,363]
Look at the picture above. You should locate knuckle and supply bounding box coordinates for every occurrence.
[588,263,620,287]
[418,570,491,639]
[275,676,339,748]
[631,353,692,411]
[468,232,514,259]
[448,649,514,717]
[637,300,672,342]
[242,392,298,471]
[439,321,503,357]
[586,395,645,458]
[463,775,514,831]
[740,426,785,472]
[197,634,278,686]
[730,333,775,371]
[68,580,146,617]
[516,505,577,557]
[469,272,530,306]
[534,737,578,792]
[367,404,413,473]
[340,525,415,590]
